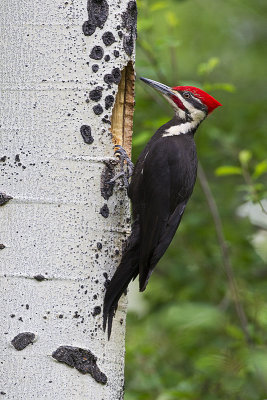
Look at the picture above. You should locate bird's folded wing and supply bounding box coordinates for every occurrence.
[138,140,185,291]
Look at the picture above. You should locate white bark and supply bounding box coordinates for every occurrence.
[0,0,135,398]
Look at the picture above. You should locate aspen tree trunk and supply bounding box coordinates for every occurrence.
[0,0,136,398]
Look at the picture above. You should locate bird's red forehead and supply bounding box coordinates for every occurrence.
[172,85,222,113]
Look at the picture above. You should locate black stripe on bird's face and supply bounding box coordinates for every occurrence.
[179,90,208,113]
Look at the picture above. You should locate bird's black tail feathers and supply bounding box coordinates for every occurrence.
[103,223,140,339]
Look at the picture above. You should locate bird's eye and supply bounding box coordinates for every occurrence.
[183,92,191,99]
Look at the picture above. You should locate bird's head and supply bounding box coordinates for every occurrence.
[140,77,222,125]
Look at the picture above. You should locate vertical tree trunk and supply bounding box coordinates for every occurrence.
[0,0,136,398]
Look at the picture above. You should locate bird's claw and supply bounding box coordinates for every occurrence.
[110,145,134,188]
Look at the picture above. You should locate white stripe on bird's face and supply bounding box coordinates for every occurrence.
[162,92,206,136]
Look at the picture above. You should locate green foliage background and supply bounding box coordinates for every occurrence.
[125,0,267,398]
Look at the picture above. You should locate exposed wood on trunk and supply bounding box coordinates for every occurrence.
[111,61,135,156]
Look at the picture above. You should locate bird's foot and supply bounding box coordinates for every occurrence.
[109,145,134,188]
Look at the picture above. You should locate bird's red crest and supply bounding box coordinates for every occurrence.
[172,86,222,114]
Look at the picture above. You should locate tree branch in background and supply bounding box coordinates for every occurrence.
[198,162,251,344]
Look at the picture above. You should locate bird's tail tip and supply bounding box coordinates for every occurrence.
[102,303,116,340]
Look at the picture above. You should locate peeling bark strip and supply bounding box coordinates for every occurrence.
[111,61,135,155]
[82,0,109,36]
[100,160,117,200]
[0,193,13,206]
[52,346,107,385]
[11,332,35,351]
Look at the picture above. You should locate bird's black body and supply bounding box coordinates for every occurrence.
[129,116,198,289]
[103,78,221,338]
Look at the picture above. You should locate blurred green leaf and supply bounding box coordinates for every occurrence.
[151,2,168,11]
[253,160,267,179]
[247,349,267,376]
[164,303,225,331]
[256,304,267,329]
[203,82,236,92]
[239,150,252,166]
[197,57,220,76]
[165,11,180,28]
[132,131,151,146]
[138,18,154,31]
[215,166,242,176]
[225,324,245,341]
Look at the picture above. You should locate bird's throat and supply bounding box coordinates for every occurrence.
[162,120,200,137]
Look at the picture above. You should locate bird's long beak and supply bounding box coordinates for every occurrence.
[140,77,173,97]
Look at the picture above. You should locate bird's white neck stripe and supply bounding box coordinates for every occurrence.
[163,120,199,137]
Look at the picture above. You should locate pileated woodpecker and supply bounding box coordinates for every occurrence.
[103,77,222,338]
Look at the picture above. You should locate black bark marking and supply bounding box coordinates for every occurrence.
[0,156,7,162]
[104,74,114,85]
[105,95,114,110]
[102,32,116,46]
[123,35,135,57]
[0,244,5,250]
[52,346,107,384]
[121,1,137,56]
[15,154,20,163]
[103,272,110,289]
[101,161,116,200]
[89,87,103,102]
[33,274,46,281]
[82,0,109,37]
[112,67,121,84]
[82,21,96,36]
[102,118,111,124]
[11,332,35,351]
[93,104,103,115]
[0,193,13,206]
[80,125,94,144]
[114,50,120,58]
[90,46,104,60]
[122,1,137,34]
[92,306,101,316]
[104,54,110,62]
[92,64,99,73]
[100,204,109,218]
[97,242,102,250]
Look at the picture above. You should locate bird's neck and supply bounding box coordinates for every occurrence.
[162,114,204,137]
